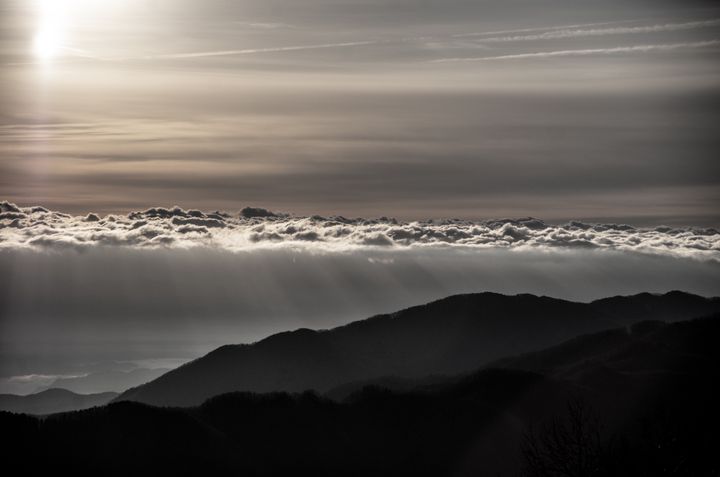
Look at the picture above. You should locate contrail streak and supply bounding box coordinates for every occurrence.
[432,39,720,62]
[142,41,378,60]
[476,19,720,43]
[453,20,639,38]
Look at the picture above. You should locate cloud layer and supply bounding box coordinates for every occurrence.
[2,201,718,261]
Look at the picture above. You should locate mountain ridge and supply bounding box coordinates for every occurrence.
[0,388,118,415]
[115,290,720,407]
[6,313,720,476]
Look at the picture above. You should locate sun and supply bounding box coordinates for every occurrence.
[32,0,68,61]
[31,0,137,63]
[33,24,65,60]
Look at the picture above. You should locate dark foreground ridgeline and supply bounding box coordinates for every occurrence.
[116,291,720,407]
[4,313,719,476]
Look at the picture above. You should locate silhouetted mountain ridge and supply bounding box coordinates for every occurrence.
[0,388,118,415]
[6,314,719,476]
[116,291,719,407]
[492,314,720,378]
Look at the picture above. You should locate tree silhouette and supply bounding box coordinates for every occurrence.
[521,397,604,477]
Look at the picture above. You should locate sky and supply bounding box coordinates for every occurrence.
[0,0,719,223]
[1,0,720,394]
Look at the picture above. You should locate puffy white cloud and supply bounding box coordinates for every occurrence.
[1,201,718,261]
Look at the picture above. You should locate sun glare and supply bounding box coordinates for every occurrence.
[33,24,65,60]
[31,0,133,63]
[32,0,68,61]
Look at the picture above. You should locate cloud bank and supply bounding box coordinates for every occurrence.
[1,201,718,261]
[3,200,719,393]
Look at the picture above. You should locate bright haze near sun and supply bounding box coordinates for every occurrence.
[1,0,719,394]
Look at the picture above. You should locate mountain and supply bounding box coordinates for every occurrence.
[40,367,170,394]
[5,315,719,476]
[116,291,719,407]
[0,388,118,415]
[491,317,720,379]
[328,314,720,401]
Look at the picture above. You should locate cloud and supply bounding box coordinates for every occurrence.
[1,201,718,261]
[39,367,172,394]
[138,41,379,60]
[473,18,720,43]
[5,41,381,67]
[0,373,87,395]
[433,40,720,62]
[453,20,639,38]
[0,357,192,394]
[241,207,279,218]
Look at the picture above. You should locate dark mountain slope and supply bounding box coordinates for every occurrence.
[5,369,578,477]
[492,314,720,379]
[6,315,719,476]
[117,291,719,407]
[0,388,118,415]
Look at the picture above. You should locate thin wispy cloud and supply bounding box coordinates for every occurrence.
[453,20,639,38]
[8,17,718,67]
[234,21,295,30]
[141,41,379,60]
[433,39,720,62]
[5,41,379,66]
[476,18,720,43]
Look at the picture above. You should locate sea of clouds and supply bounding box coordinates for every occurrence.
[1,201,718,261]
[2,200,720,394]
